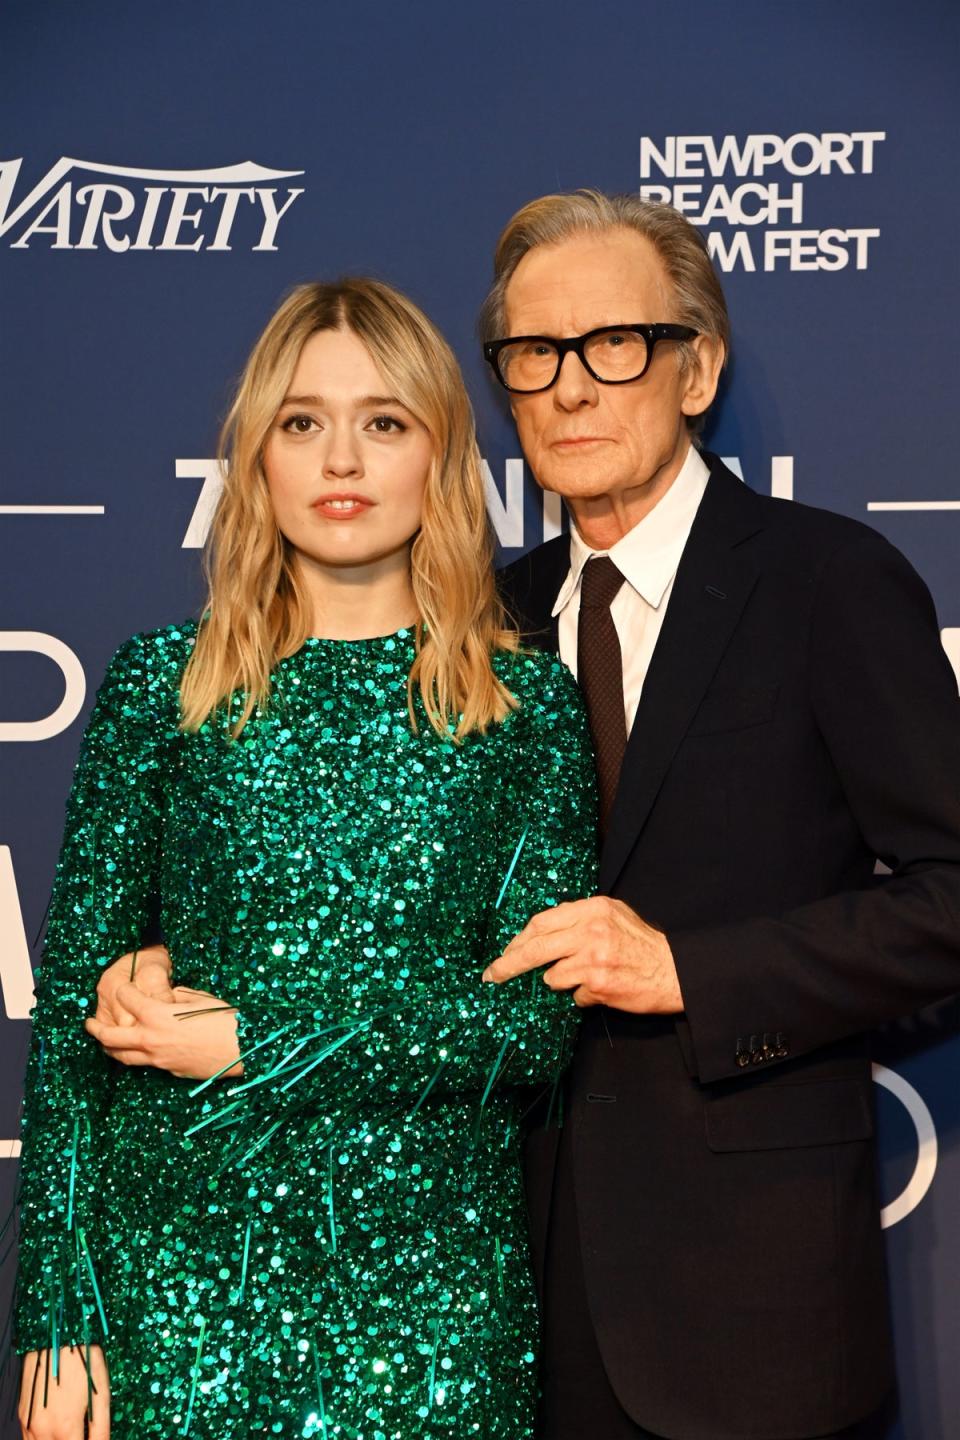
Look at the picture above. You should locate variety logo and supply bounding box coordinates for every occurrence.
[0,157,304,252]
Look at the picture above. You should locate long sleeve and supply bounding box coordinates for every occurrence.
[672,531,960,1083]
[15,634,178,1353]
[481,652,598,1088]
[198,651,597,1165]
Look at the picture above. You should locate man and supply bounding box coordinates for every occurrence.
[481,191,960,1439]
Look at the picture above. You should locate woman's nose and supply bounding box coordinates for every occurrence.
[321,424,364,478]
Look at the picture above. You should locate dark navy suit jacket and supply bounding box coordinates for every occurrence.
[499,453,960,1439]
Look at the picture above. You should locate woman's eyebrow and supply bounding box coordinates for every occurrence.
[278,393,406,408]
[355,394,408,409]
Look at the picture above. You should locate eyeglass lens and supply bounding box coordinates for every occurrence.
[497,328,649,390]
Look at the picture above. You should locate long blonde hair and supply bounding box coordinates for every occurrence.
[180,278,518,739]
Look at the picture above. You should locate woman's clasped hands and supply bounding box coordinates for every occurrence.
[85,944,242,1080]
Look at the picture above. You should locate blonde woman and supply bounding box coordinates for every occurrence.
[15,279,597,1439]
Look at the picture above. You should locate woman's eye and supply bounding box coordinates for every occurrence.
[370,414,406,434]
[282,414,317,434]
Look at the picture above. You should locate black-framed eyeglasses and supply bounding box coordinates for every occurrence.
[483,323,698,394]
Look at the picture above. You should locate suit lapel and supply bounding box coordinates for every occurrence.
[598,461,764,894]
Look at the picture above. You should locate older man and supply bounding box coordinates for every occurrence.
[482,192,960,1440]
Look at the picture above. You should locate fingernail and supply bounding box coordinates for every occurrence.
[481,968,493,982]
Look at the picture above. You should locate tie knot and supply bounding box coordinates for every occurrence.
[580,555,624,610]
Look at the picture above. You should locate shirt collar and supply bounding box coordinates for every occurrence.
[552,445,710,616]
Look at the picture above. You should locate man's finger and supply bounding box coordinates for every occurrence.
[484,926,579,982]
[483,939,543,982]
[573,985,602,1008]
[507,900,589,945]
[540,956,589,991]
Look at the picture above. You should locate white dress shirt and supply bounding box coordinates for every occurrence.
[554,445,710,735]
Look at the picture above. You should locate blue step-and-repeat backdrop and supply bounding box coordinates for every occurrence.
[1,2,958,1434]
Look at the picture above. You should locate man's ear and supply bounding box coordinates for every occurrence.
[680,335,725,420]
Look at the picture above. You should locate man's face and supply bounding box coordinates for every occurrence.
[503,229,718,515]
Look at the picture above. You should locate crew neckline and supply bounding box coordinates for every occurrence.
[299,625,416,649]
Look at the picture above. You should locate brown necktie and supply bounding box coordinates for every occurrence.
[577,556,627,834]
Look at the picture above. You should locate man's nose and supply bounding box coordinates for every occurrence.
[553,348,598,410]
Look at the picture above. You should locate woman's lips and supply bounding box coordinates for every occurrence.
[312,495,374,520]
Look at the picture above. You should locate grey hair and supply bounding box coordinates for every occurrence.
[479,189,730,433]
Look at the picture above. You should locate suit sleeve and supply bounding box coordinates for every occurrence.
[15,635,174,1353]
[671,531,960,1084]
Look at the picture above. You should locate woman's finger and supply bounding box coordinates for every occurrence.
[100,1048,153,1067]
[87,1346,110,1439]
[17,1348,40,1432]
[85,1019,147,1050]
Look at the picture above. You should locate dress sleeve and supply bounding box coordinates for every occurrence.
[478,652,598,1089]
[15,634,175,1355]
[208,654,598,1160]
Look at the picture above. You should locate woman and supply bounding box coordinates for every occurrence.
[15,278,596,1439]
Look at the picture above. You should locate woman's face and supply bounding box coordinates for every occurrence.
[263,327,433,574]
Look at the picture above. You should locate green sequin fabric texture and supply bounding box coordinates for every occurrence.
[15,624,597,1439]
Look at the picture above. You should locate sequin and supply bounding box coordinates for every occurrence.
[15,624,597,1437]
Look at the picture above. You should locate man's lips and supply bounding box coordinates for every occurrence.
[551,436,610,448]
[312,493,375,519]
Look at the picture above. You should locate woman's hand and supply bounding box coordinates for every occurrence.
[95,944,175,1025]
[18,1344,109,1438]
[85,985,243,1081]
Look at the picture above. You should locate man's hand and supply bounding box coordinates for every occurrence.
[483,896,683,1013]
[18,1343,109,1439]
[95,943,174,1026]
[85,984,242,1080]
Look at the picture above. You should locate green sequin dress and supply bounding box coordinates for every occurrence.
[15,623,597,1439]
